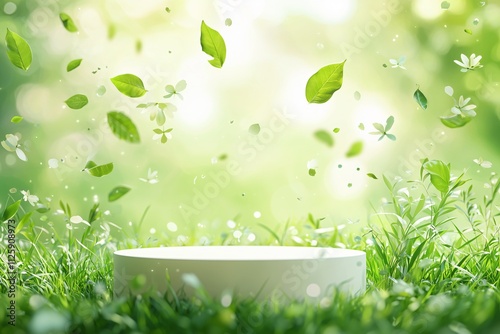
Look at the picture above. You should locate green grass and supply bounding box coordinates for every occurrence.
[1,160,500,334]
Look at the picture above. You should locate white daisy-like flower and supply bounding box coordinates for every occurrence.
[139,168,159,184]
[21,190,39,206]
[454,53,483,72]
[451,95,477,117]
[389,56,406,70]
[1,134,27,161]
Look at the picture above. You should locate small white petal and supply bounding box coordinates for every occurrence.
[16,148,28,161]
[462,104,476,110]
[389,59,398,65]
[462,97,471,105]
[481,161,493,168]
[454,60,465,67]
[444,86,454,96]
[461,54,469,66]
[451,107,461,115]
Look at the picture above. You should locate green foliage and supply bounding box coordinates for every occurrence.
[346,140,363,157]
[314,130,334,147]
[305,60,346,103]
[422,159,451,193]
[440,114,472,128]
[110,74,147,98]
[413,87,428,109]
[5,29,32,71]
[84,161,113,177]
[108,186,131,202]
[2,199,21,221]
[59,13,78,32]
[107,111,141,143]
[10,116,23,123]
[200,20,226,68]
[65,94,89,109]
[66,58,82,72]
[370,116,396,141]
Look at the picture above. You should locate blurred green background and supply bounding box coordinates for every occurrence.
[1,0,499,240]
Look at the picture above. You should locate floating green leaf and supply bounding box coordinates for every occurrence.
[59,13,78,32]
[423,159,450,193]
[200,20,226,68]
[135,39,142,53]
[413,87,428,110]
[314,130,334,147]
[308,168,316,176]
[249,123,260,135]
[367,173,378,180]
[346,141,363,157]
[110,74,147,98]
[85,161,114,177]
[11,116,23,123]
[66,59,82,72]
[2,199,21,222]
[5,29,32,71]
[65,94,88,109]
[440,114,472,128]
[333,128,340,133]
[108,24,116,40]
[107,111,141,143]
[354,91,361,101]
[305,60,346,104]
[464,28,472,35]
[108,186,131,202]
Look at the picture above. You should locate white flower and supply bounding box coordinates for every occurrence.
[473,158,492,168]
[139,168,159,184]
[389,56,406,70]
[451,95,477,117]
[454,53,483,72]
[70,215,90,226]
[21,190,39,206]
[1,134,27,161]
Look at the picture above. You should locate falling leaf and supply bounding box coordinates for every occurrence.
[200,20,226,68]
[66,59,82,72]
[135,39,142,53]
[305,60,346,103]
[464,28,472,35]
[249,123,260,135]
[10,116,23,123]
[110,74,147,98]
[165,7,171,13]
[314,130,334,147]
[441,1,450,9]
[108,186,131,202]
[440,114,472,128]
[59,13,78,32]
[308,168,316,176]
[367,173,378,179]
[358,123,365,130]
[413,87,428,110]
[84,161,114,177]
[107,111,141,143]
[346,141,363,157]
[65,94,88,109]
[225,18,232,26]
[5,29,32,71]
[333,128,340,133]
